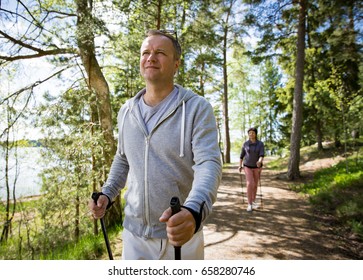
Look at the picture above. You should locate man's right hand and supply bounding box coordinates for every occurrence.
[89,194,108,219]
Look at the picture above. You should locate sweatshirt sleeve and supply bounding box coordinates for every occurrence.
[240,142,246,159]
[259,141,265,157]
[183,97,222,224]
[101,150,129,201]
[101,108,130,201]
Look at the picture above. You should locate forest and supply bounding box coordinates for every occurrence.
[0,0,362,260]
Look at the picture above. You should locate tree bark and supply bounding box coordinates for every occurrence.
[222,30,231,164]
[0,105,16,243]
[316,118,323,151]
[222,2,234,164]
[287,0,306,180]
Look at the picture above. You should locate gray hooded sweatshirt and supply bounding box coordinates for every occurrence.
[102,84,222,239]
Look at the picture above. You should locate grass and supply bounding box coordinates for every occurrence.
[1,189,126,260]
[0,218,122,260]
[40,233,105,260]
[40,225,122,260]
[299,156,363,240]
[268,142,363,242]
[0,195,121,260]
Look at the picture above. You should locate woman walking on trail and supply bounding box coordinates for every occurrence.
[238,127,265,212]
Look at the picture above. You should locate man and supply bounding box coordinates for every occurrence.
[89,30,222,259]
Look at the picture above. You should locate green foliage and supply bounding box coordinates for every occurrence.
[1,0,363,258]
[245,0,362,154]
[0,197,120,260]
[1,85,111,259]
[300,154,363,240]
[269,143,363,240]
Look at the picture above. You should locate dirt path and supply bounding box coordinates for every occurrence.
[204,161,354,260]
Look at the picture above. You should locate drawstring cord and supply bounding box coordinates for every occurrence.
[120,99,185,157]
[179,100,185,157]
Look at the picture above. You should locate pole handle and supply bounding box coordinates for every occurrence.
[170,196,181,216]
[170,197,181,260]
[91,192,114,260]
[92,192,100,204]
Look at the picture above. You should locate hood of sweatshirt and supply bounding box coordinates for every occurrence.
[119,84,195,158]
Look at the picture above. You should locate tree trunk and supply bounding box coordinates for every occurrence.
[1,132,11,243]
[90,98,100,236]
[199,61,206,97]
[75,191,80,241]
[287,0,306,180]
[1,104,16,243]
[316,118,323,151]
[223,38,231,164]
[76,0,121,226]
[222,9,232,164]
[176,1,187,86]
[155,0,162,29]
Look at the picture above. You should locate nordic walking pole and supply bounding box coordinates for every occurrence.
[170,196,181,260]
[92,192,114,260]
[258,168,263,209]
[239,168,244,204]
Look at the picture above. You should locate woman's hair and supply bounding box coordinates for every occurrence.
[247,127,258,134]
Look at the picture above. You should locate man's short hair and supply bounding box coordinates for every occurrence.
[146,30,182,60]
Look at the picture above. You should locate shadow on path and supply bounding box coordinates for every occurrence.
[204,164,354,260]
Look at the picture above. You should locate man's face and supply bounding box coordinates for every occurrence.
[140,35,180,83]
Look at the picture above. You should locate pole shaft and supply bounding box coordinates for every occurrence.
[100,218,113,260]
[92,192,114,260]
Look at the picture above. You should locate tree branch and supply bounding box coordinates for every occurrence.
[0,49,77,62]
[0,66,73,106]
[0,30,76,63]
[0,30,76,57]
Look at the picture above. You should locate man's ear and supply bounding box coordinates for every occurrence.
[174,59,180,75]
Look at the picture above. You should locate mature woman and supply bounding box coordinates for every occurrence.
[238,127,265,212]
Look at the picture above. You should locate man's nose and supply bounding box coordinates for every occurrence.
[147,53,156,61]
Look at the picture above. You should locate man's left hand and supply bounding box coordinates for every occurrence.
[159,207,196,247]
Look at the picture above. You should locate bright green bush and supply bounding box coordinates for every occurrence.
[301,156,363,240]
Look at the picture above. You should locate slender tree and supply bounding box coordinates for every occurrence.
[207,0,244,163]
[287,0,307,180]
[260,58,284,155]
[0,103,17,243]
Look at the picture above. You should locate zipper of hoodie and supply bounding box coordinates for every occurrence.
[142,108,177,238]
[144,135,151,238]
[128,109,151,238]
[141,99,184,238]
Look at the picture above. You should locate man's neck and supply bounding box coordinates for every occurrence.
[144,83,175,107]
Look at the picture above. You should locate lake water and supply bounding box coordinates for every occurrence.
[0,147,240,200]
[0,147,44,200]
